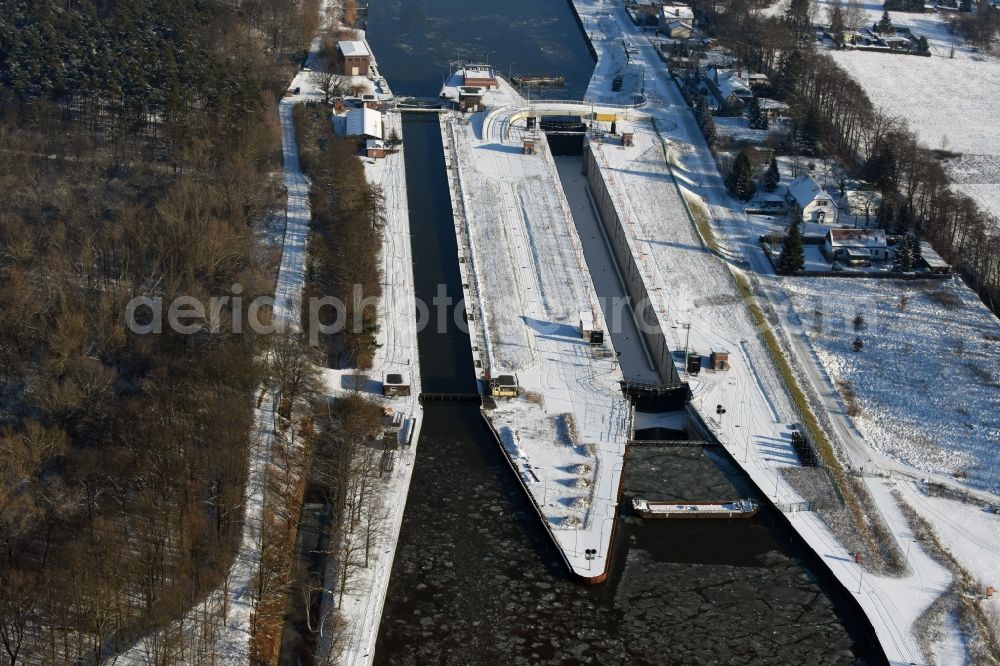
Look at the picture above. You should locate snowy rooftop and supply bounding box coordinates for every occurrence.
[827,228,887,248]
[338,40,371,57]
[758,97,789,111]
[440,69,519,107]
[787,173,834,208]
[660,4,695,19]
[346,107,383,139]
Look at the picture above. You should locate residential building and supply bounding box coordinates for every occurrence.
[705,68,754,111]
[786,174,839,224]
[659,5,694,38]
[824,228,889,265]
[758,97,790,119]
[346,107,383,140]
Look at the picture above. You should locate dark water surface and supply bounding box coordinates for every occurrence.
[366,0,595,98]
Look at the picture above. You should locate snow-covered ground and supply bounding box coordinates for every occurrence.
[783,276,1000,494]
[441,100,631,579]
[314,109,424,666]
[584,104,944,666]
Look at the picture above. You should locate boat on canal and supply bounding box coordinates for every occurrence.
[512,74,566,87]
[631,497,759,519]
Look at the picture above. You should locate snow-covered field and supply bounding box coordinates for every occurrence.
[798,0,1000,233]
[785,276,1000,493]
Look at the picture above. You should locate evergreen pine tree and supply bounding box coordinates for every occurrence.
[749,96,769,130]
[800,107,822,154]
[910,233,923,264]
[727,151,757,201]
[878,10,893,33]
[786,0,812,31]
[696,95,710,126]
[703,111,717,146]
[893,234,915,271]
[764,157,781,191]
[778,221,805,273]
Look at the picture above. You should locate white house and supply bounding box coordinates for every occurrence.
[824,228,889,265]
[786,174,839,225]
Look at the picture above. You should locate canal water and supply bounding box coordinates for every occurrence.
[365,0,595,99]
[367,5,886,665]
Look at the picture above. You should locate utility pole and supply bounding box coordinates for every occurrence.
[682,322,691,371]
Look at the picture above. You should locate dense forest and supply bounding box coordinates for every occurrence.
[0,0,319,661]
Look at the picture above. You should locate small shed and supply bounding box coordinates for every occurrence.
[382,371,411,397]
[491,374,519,398]
[686,353,702,375]
[621,131,635,147]
[919,241,950,274]
[366,139,385,159]
[758,97,789,119]
[579,310,604,344]
[338,40,372,77]
[709,349,730,371]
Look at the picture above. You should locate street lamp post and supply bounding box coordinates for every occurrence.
[682,323,691,371]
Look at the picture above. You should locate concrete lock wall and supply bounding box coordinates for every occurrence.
[584,145,680,385]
